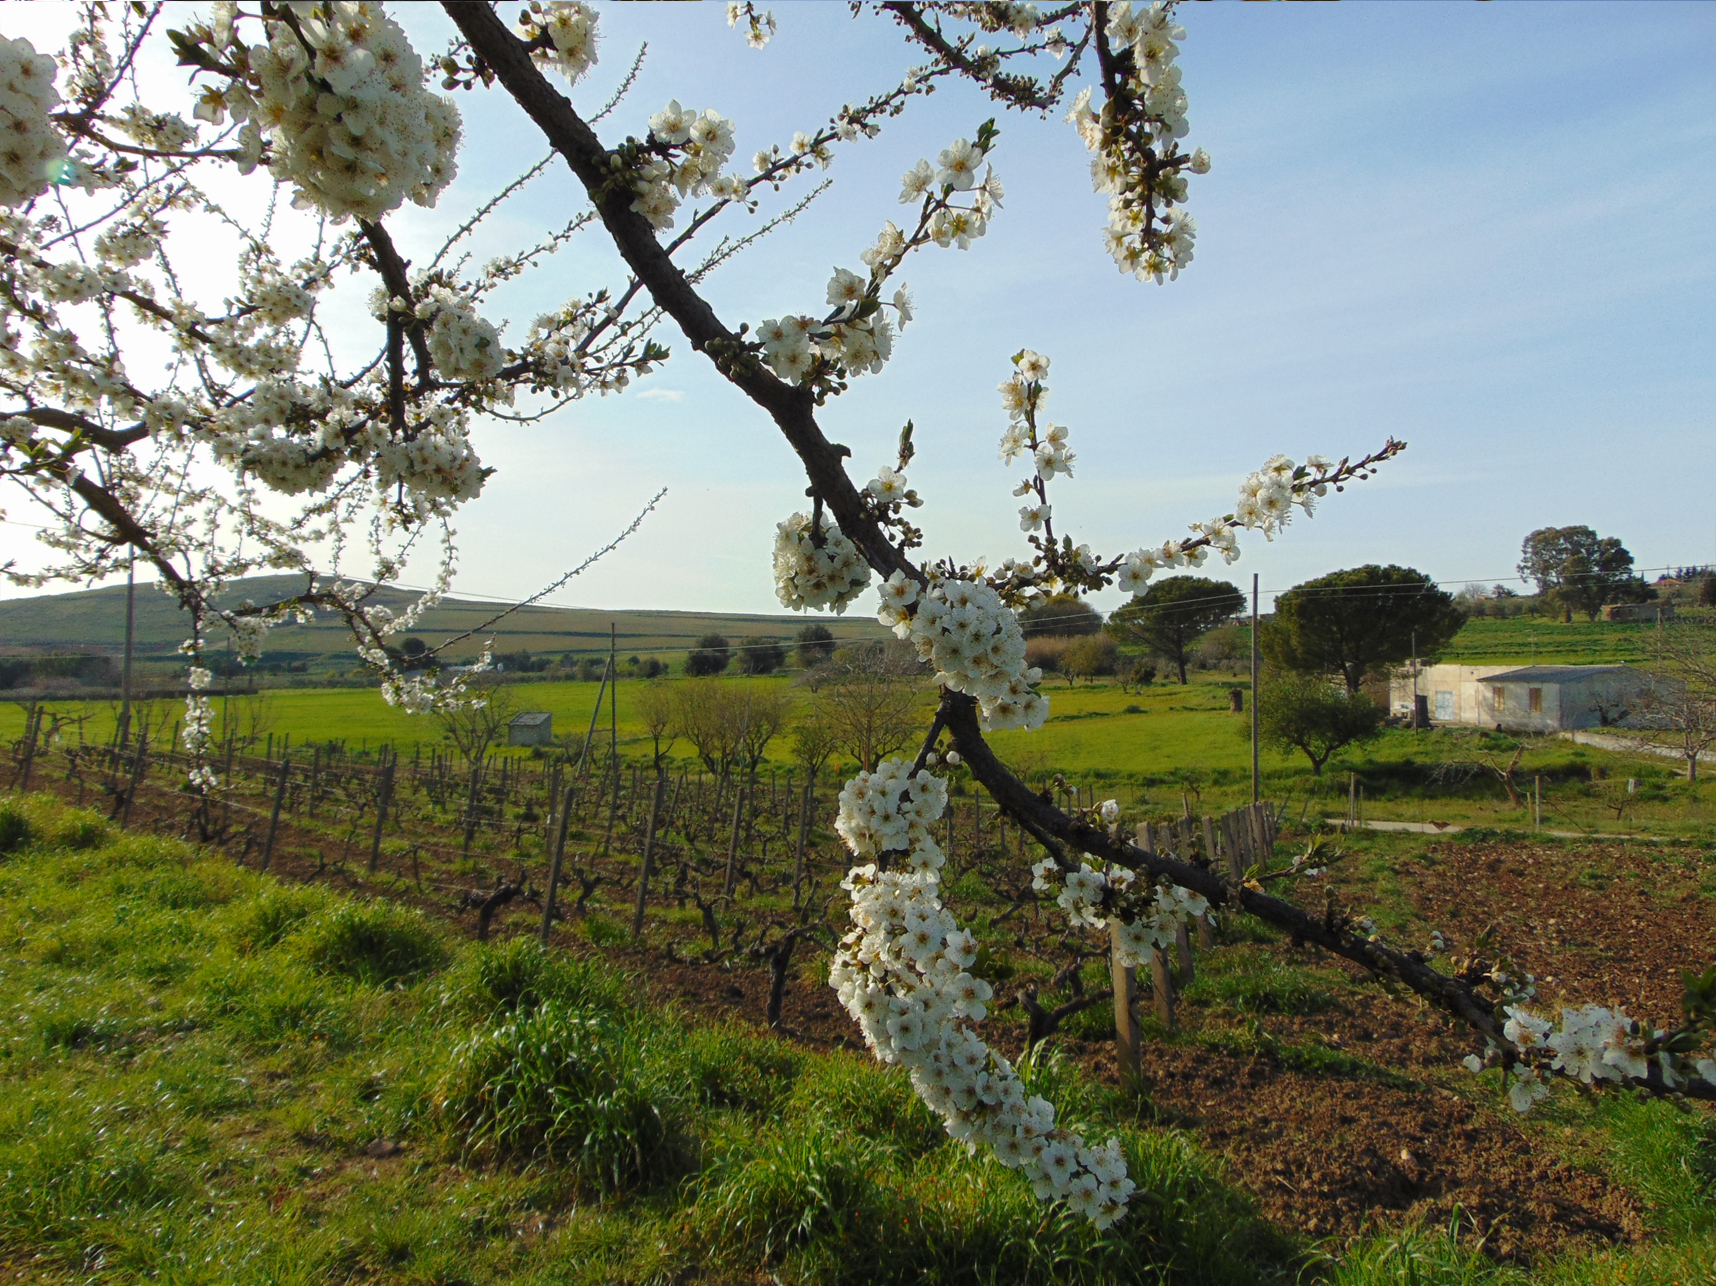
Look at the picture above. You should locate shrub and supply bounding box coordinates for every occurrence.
[298,900,448,986]
[796,623,836,667]
[685,633,731,676]
[227,885,329,953]
[695,1126,895,1263]
[436,1001,683,1189]
[737,636,785,675]
[679,1026,803,1112]
[440,935,630,1021]
[0,803,32,857]
[1025,635,1070,674]
[1063,633,1119,683]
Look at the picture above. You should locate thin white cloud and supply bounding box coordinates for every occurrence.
[635,389,686,403]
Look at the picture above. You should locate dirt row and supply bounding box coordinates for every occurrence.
[15,770,1714,1264]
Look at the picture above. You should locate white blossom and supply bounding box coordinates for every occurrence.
[0,36,68,207]
[830,765,1134,1228]
[773,511,872,613]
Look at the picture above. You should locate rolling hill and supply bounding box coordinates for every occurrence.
[0,575,888,671]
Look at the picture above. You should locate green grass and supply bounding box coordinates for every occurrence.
[1436,616,1660,667]
[0,793,1305,1285]
[4,795,1716,1282]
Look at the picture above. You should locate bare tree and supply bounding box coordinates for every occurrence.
[805,642,928,772]
[671,682,746,781]
[1638,623,1716,782]
[434,675,517,766]
[635,680,677,769]
[734,684,794,788]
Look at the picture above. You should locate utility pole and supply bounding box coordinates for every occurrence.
[1411,627,1419,732]
[1250,573,1260,805]
[118,551,136,748]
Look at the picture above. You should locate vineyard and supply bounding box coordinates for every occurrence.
[5,691,1716,1283]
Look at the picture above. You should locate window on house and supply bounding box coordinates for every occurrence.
[1434,690,1454,720]
[1491,686,1505,709]
[1528,687,1543,713]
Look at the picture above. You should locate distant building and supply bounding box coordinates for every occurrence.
[507,711,553,747]
[1391,663,1655,732]
[1600,601,1674,623]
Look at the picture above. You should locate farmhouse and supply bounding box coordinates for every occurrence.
[1390,663,1655,732]
[507,711,554,747]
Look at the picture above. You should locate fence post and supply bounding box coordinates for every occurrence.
[260,755,290,872]
[1222,811,1244,881]
[462,757,483,855]
[17,705,40,791]
[120,734,147,828]
[1109,921,1142,1089]
[541,781,575,944]
[723,786,746,898]
[630,772,667,940]
[1150,949,1176,1028]
[368,760,396,873]
[793,772,813,910]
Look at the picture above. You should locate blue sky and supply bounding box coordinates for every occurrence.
[6,2,1713,615]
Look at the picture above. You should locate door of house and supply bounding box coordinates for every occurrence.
[1434,690,1454,721]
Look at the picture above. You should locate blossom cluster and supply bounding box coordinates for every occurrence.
[0,36,69,207]
[1033,857,1209,969]
[1066,3,1207,284]
[879,575,1047,732]
[419,287,505,384]
[751,136,997,388]
[1234,454,1330,540]
[772,511,872,613]
[754,266,900,386]
[208,1,464,222]
[835,756,949,868]
[519,1,600,84]
[898,138,1004,249]
[633,100,740,231]
[828,763,1135,1227]
[1465,1002,1716,1114]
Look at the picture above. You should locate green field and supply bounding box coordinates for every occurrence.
[1435,616,1665,666]
[8,666,1710,840]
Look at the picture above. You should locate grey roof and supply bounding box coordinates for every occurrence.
[1482,665,1632,685]
[509,711,553,726]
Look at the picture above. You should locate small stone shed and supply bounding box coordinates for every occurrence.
[1391,663,1655,732]
[507,711,554,747]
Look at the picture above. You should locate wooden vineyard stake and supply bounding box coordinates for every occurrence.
[368,760,396,873]
[1150,947,1176,1029]
[723,786,746,898]
[540,782,575,943]
[630,773,666,940]
[120,735,146,828]
[260,755,290,872]
[462,758,483,855]
[1110,921,1142,1089]
[1175,919,1195,984]
[793,773,813,910]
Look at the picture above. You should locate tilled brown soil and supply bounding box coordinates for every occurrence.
[630,839,1716,1264]
[22,775,1714,1263]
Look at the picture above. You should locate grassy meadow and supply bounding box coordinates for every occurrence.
[7,659,1711,839]
[3,794,1715,1283]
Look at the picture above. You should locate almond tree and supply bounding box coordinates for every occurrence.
[4,0,1711,1234]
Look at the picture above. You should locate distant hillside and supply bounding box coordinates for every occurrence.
[1436,616,1663,667]
[0,575,887,668]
